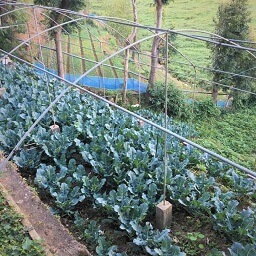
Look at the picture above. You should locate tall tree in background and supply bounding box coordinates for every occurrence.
[148,0,171,88]
[34,0,85,78]
[130,0,138,61]
[123,0,138,103]
[105,0,135,103]
[209,0,255,107]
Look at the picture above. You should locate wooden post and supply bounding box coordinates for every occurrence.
[79,29,86,74]
[88,29,103,77]
[66,34,71,74]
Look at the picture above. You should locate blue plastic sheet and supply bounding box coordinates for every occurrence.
[34,62,147,93]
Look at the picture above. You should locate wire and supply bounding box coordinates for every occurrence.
[189,34,256,45]
[1,49,255,178]
[4,1,256,54]
[163,32,169,205]
[170,60,256,81]
[170,70,256,95]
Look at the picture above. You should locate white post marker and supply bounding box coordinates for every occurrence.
[50,124,60,133]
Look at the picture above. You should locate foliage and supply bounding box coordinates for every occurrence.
[228,242,256,256]
[194,106,256,170]
[192,99,221,119]
[148,82,187,118]
[0,3,27,56]
[0,193,45,256]
[89,0,256,89]
[0,63,255,255]
[182,232,206,255]
[33,0,86,34]
[208,0,255,106]
[153,0,172,5]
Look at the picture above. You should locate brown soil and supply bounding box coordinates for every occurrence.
[0,154,91,256]
[171,207,231,255]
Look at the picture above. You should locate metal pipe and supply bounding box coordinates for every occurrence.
[0,49,255,178]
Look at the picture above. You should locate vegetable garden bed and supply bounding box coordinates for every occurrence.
[0,63,255,255]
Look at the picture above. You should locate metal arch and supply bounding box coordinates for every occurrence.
[0,4,32,19]
[0,45,255,178]
[173,29,256,91]
[3,2,255,54]
[0,2,197,93]
[3,1,256,53]
[0,2,255,178]
[0,31,166,171]
[73,32,166,84]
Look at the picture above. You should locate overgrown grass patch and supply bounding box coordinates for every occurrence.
[0,192,45,256]
[193,106,256,170]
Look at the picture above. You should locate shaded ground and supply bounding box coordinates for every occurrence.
[0,154,91,256]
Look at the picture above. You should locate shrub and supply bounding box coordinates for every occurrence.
[148,82,187,118]
[193,99,221,119]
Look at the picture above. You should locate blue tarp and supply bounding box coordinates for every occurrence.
[34,62,147,93]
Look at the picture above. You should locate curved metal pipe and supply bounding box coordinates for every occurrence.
[0,47,255,178]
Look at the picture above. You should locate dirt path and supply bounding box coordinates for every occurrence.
[0,154,91,256]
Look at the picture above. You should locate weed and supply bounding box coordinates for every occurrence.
[0,193,45,255]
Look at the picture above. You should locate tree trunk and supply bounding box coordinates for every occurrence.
[54,27,65,78]
[225,94,231,108]
[108,58,119,78]
[148,0,163,88]
[123,49,130,103]
[26,24,33,62]
[88,29,103,77]
[122,0,138,102]
[78,28,86,74]
[131,0,138,60]
[0,2,9,26]
[0,5,4,26]
[66,34,71,74]
[212,85,218,105]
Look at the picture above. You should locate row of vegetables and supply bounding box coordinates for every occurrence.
[0,63,255,255]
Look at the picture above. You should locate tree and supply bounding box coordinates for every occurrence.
[148,0,172,88]
[0,1,27,55]
[123,0,138,103]
[209,0,255,107]
[34,0,86,78]
[105,0,135,103]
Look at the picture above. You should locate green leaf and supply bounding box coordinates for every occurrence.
[22,238,32,250]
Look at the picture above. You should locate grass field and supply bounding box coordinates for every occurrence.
[88,0,256,37]
[89,0,256,84]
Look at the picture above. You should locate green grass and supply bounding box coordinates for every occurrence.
[89,0,256,37]
[0,192,45,256]
[89,0,256,84]
[32,0,256,91]
[193,106,256,170]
